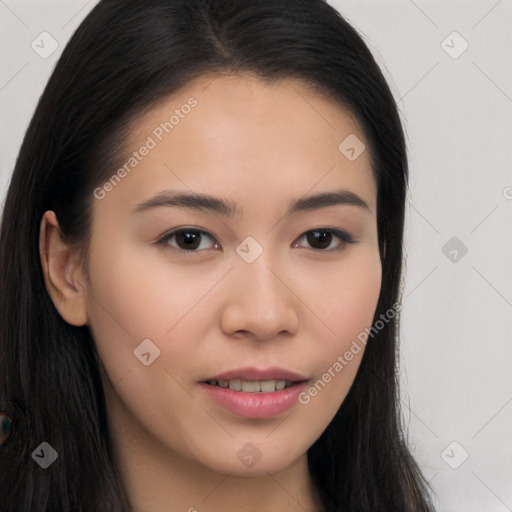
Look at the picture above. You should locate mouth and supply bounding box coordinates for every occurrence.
[200,367,310,418]
[201,366,308,392]
[204,378,296,393]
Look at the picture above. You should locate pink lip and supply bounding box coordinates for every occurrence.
[203,366,308,382]
[199,381,309,419]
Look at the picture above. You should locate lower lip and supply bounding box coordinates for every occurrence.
[199,381,309,419]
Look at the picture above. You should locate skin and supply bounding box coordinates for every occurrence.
[40,73,382,512]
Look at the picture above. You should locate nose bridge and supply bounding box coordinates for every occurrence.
[236,239,284,305]
[222,236,299,338]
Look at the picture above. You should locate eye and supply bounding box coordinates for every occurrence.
[156,227,355,255]
[293,228,355,251]
[157,228,219,253]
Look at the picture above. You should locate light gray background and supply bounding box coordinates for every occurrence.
[1,1,511,511]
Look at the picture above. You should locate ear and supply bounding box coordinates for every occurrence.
[39,210,88,326]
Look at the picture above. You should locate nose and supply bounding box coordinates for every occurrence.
[220,252,300,341]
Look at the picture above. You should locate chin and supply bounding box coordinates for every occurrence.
[197,444,306,478]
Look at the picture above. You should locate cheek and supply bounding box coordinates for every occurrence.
[298,248,382,403]
[84,240,226,386]
[335,253,382,341]
[84,246,212,447]
[306,247,382,347]
[86,234,200,334]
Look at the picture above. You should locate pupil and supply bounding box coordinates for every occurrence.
[178,231,199,250]
[308,230,331,249]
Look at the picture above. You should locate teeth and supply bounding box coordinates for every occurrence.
[260,379,276,392]
[229,378,242,391]
[241,380,260,392]
[275,380,286,391]
[210,379,293,392]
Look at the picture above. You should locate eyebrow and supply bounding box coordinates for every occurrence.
[132,188,371,217]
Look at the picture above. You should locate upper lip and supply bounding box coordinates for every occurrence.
[203,367,309,382]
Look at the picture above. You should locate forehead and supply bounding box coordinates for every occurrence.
[98,73,376,216]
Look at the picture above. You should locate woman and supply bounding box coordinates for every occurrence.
[0,0,436,510]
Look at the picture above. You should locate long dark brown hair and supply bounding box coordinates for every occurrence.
[0,1,436,510]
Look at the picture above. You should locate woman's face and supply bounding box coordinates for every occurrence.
[80,74,381,476]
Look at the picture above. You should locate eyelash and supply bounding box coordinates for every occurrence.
[156,227,356,255]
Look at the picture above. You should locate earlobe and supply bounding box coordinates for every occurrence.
[39,210,88,326]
